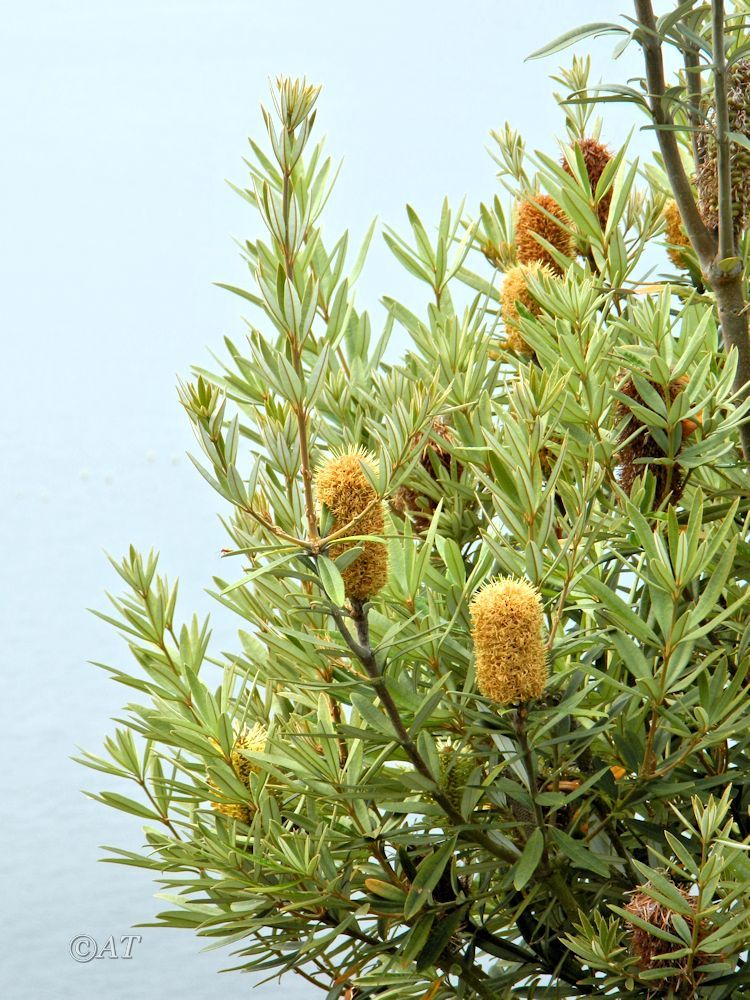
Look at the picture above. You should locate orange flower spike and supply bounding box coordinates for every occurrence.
[515,194,575,274]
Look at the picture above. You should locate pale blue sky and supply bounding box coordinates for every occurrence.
[2,3,647,997]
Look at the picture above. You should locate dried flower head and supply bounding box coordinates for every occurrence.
[614,373,695,506]
[210,723,267,823]
[437,739,477,811]
[515,194,575,274]
[470,577,547,705]
[315,450,389,600]
[391,418,460,529]
[663,199,691,269]
[624,884,707,990]
[562,137,613,228]
[697,59,750,233]
[500,262,556,352]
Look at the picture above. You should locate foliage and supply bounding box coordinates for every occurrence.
[80,10,750,998]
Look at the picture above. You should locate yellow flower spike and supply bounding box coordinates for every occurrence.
[663,199,691,269]
[315,449,389,600]
[209,722,267,823]
[500,263,556,353]
[469,577,547,705]
[230,722,267,783]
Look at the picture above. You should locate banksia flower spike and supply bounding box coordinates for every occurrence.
[614,373,697,506]
[624,883,707,990]
[562,137,612,229]
[315,449,389,600]
[470,577,547,705]
[210,722,267,823]
[515,193,575,274]
[500,262,555,353]
[663,199,691,269]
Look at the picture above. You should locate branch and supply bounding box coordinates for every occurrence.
[633,0,716,263]
[634,0,750,463]
[328,599,518,866]
[279,131,319,545]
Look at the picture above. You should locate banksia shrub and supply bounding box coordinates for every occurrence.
[663,199,691,269]
[614,373,695,506]
[697,59,750,233]
[315,450,388,600]
[500,262,555,352]
[624,884,707,990]
[562,136,612,228]
[82,43,750,998]
[515,193,575,273]
[209,723,267,822]
[469,577,547,705]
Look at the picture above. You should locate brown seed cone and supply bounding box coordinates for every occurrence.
[615,374,690,506]
[437,741,476,811]
[697,152,720,231]
[663,199,691,269]
[469,577,547,705]
[562,137,612,229]
[391,484,422,520]
[624,885,708,990]
[390,419,461,529]
[500,262,555,352]
[696,59,750,233]
[420,417,455,477]
[315,450,389,600]
[509,799,535,826]
[515,194,575,274]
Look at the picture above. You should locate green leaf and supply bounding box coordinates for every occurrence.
[220,551,298,595]
[404,837,456,920]
[580,576,659,645]
[350,694,396,737]
[612,632,652,681]
[213,282,264,308]
[317,555,346,606]
[415,905,467,972]
[549,828,610,877]
[514,828,545,890]
[87,792,161,821]
[527,22,629,61]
